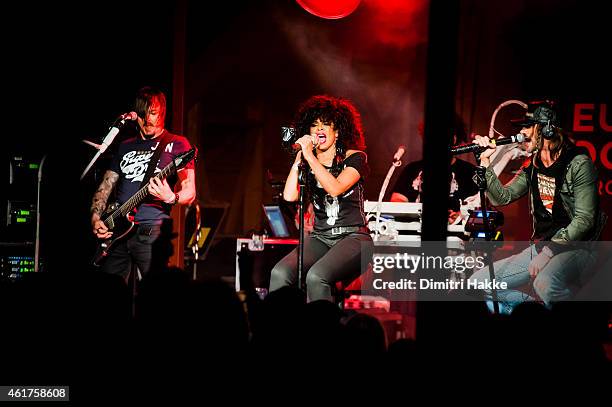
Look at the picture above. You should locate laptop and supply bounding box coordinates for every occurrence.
[263,204,294,238]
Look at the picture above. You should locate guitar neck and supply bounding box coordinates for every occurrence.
[106,162,177,224]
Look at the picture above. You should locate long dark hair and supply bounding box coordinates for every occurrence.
[533,123,572,168]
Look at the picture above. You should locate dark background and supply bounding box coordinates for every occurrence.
[4,0,611,275]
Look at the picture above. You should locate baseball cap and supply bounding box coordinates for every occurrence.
[511,100,559,128]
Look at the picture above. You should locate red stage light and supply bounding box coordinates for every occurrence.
[296,0,362,19]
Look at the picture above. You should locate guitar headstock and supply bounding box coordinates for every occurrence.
[173,147,197,169]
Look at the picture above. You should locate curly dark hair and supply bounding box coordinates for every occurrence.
[293,95,366,164]
[292,95,367,202]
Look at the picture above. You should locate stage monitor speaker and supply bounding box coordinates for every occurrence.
[235,237,298,292]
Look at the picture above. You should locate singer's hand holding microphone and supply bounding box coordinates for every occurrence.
[294,135,318,159]
[472,135,498,162]
[461,134,525,166]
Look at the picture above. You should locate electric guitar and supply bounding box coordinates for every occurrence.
[92,147,197,266]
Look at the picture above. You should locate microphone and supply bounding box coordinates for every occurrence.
[292,136,322,151]
[450,133,525,155]
[99,112,138,155]
[80,112,137,180]
[119,111,138,121]
[393,145,406,162]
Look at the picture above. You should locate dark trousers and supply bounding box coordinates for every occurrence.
[269,230,373,302]
[101,221,174,281]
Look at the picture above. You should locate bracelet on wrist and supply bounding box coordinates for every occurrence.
[165,193,179,205]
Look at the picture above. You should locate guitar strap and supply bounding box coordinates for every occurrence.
[139,130,175,189]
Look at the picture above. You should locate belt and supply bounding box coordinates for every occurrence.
[137,224,161,235]
[323,226,367,236]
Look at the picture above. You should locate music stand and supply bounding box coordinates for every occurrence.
[184,201,229,280]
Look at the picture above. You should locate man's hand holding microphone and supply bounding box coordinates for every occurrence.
[471,135,499,167]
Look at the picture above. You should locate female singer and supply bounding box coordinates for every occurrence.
[269,95,373,302]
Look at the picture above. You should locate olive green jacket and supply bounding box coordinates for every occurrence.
[485,153,606,245]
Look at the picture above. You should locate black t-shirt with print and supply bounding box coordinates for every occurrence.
[308,151,369,231]
[528,146,584,240]
[393,158,478,210]
[109,130,194,225]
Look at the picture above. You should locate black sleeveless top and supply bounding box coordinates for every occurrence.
[308,151,369,231]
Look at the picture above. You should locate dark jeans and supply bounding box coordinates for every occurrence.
[101,221,174,281]
[269,229,373,302]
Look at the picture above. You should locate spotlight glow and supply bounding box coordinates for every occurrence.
[296,0,362,19]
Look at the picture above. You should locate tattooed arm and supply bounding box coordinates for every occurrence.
[91,170,119,238]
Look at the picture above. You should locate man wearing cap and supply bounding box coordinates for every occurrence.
[469,101,606,311]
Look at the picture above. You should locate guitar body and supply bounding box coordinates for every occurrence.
[91,147,197,266]
[92,205,136,267]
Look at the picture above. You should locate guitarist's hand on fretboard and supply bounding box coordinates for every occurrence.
[148,177,175,203]
[92,213,113,239]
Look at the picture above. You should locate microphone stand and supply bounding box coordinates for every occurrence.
[34,155,48,273]
[297,159,308,291]
[80,117,131,180]
[473,150,500,314]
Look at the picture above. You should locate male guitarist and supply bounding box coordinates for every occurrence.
[91,86,196,280]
